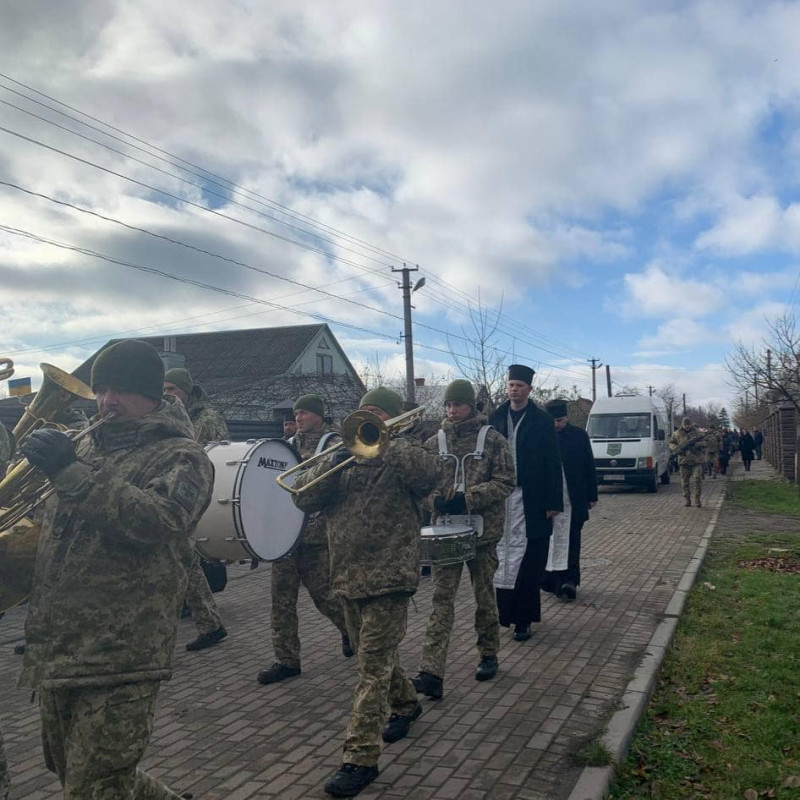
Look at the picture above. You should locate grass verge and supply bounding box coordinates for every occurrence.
[609,523,800,800]
[727,479,799,515]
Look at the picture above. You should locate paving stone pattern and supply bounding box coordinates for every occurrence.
[1,467,730,800]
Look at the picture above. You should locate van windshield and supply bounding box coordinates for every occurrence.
[587,413,651,439]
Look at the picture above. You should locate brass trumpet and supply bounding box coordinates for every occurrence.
[276,405,425,495]
[0,356,14,382]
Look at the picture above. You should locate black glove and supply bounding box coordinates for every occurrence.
[433,494,449,514]
[330,448,353,469]
[20,428,76,479]
[444,492,467,515]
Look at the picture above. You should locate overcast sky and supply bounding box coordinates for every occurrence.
[2,0,799,410]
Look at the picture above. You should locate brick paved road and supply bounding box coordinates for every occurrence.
[1,470,727,800]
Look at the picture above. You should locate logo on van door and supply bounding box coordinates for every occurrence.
[607,443,622,456]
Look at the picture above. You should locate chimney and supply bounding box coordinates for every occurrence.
[159,336,186,371]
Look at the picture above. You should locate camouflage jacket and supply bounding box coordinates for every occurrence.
[0,423,10,474]
[20,398,214,690]
[187,388,229,445]
[288,424,340,548]
[668,425,707,466]
[423,414,515,546]
[705,431,721,459]
[292,435,440,600]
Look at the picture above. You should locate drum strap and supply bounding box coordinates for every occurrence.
[437,426,493,492]
[315,431,340,455]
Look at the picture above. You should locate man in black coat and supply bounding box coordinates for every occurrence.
[490,365,563,641]
[542,400,598,602]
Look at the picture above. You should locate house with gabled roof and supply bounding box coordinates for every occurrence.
[1,324,366,440]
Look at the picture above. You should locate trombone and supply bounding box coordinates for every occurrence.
[276,405,425,496]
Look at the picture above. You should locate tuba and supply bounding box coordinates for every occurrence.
[276,405,425,495]
[0,362,97,612]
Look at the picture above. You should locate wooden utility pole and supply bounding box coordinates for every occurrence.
[605,364,612,398]
[392,264,419,405]
[588,357,603,402]
[647,385,655,397]
[682,393,687,416]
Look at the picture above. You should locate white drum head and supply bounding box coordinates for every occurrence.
[421,523,474,538]
[234,439,306,561]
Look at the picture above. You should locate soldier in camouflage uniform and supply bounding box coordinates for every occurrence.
[704,426,720,479]
[257,394,352,686]
[18,339,214,800]
[668,417,707,507]
[164,368,229,651]
[292,387,440,798]
[412,380,515,700]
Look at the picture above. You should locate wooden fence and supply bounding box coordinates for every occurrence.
[761,403,797,481]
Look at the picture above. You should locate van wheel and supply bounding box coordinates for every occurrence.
[647,472,658,493]
[660,470,670,485]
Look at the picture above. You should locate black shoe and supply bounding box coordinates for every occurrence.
[324,763,379,797]
[342,634,355,658]
[475,655,498,681]
[411,671,443,699]
[257,662,301,685]
[514,624,531,641]
[382,702,422,743]
[559,582,577,602]
[13,643,25,655]
[185,626,227,652]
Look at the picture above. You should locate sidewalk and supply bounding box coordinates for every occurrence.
[1,465,741,800]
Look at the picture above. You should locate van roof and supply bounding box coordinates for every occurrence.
[589,395,667,415]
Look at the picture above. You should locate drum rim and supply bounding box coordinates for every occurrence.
[232,437,307,561]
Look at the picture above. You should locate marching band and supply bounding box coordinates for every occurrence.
[0,342,579,799]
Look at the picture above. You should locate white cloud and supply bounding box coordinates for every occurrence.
[637,318,718,354]
[622,263,721,319]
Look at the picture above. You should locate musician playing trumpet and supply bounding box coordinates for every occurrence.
[291,387,440,798]
[412,380,515,700]
[17,339,214,800]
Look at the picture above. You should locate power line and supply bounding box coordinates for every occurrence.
[0,73,593,365]
[1,223,588,378]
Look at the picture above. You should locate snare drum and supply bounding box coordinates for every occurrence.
[195,439,306,562]
[420,522,476,567]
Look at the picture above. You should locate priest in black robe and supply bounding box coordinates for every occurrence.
[542,399,598,601]
[490,365,563,640]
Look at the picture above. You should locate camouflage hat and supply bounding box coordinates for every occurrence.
[164,367,193,396]
[443,379,475,408]
[91,339,165,401]
[359,386,403,418]
[293,393,325,419]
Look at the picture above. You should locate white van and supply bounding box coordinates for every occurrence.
[586,394,671,492]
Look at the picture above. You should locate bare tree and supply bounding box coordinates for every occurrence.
[447,296,509,410]
[655,383,680,427]
[726,312,800,410]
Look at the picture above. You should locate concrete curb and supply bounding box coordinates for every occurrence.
[566,486,727,800]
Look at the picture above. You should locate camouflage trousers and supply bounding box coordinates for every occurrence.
[0,728,9,800]
[184,555,223,635]
[40,682,184,799]
[680,464,703,499]
[341,593,419,767]
[271,538,347,668]
[419,544,500,679]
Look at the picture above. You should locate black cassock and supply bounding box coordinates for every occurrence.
[543,423,598,593]
[490,400,563,627]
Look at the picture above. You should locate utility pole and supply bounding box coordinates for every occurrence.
[588,357,603,402]
[605,365,612,398]
[647,385,655,397]
[682,393,687,416]
[392,263,420,405]
[766,348,772,384]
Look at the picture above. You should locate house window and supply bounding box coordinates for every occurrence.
[317,354,333,375]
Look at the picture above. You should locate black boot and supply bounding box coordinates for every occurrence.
[185,626,227,651]
[475,655,498,681]
[411,671,443,699]
[382,702,422,743]
[257,662,301,685]
[341,634,355,658]
[514,623,531,641]
[559,582,577,602]
[324,763,379,797]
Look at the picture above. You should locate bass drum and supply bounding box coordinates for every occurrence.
[195,439,306,563]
